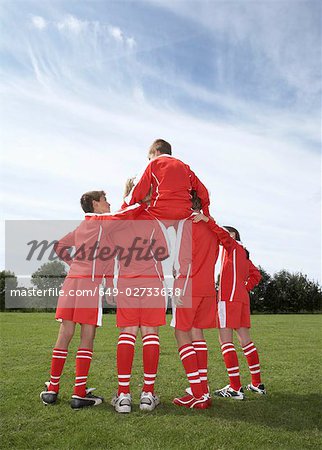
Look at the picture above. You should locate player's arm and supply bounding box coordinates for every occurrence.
[246,260,262,291]
[193,214,235,253]
[123,163,153,206]
[53,229,76,266]
[189,169,210,216]
[97,203,147,236]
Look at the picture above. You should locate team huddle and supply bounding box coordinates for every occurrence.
[40,139,265,412]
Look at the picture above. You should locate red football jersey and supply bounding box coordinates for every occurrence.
[123,154,210,219]
[174,216,234,297]
[218,241,262,303]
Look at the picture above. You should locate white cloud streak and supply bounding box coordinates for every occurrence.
[28,14,136,49]
[56,14,88,33]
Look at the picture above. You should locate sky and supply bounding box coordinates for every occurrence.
[0,0,321,282]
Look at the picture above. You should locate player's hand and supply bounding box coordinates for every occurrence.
[173,294,183,306]
[193,213,209,223]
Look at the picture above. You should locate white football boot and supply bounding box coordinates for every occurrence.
[139,392,160,411]
[111,392,132,413]
[214,384,245,400]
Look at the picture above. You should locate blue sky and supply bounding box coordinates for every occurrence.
[1,0,321,281]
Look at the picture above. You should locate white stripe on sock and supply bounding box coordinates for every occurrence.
[120,334,136,341]
[249,363,260,369]
[142,335,159,341]
[118,340,135,346]
[221,343,234,350]
[244,348,257,356]
[222,348,236,355]
[187,371,200,377]
[242,342,254,351]
[181,351,195,360]
[179,346,194,356]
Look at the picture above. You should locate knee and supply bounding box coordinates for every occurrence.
[60,327,75,342]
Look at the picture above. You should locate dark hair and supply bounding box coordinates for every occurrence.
[80,190,106,213]
[149,139,172,156]
[224,225,249,259]
[191,190,202,211]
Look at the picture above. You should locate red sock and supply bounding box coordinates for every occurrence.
[242,341,262,386]
[117,333,136,395]
[221,342,241,391]
[179,344,204,399]
[192,340,208,393]
[142,334,160,394]
[48,348,68,393]
[73,348,93,397]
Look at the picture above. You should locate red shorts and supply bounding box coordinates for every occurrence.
[116,295,167,327]
[216,301,251,329]
[55,278,104,327]
[171,296,216,331]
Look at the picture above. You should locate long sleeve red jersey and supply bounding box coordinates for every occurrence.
[123,154,210,220]
[173,216,233,297]
[218,241,262,303]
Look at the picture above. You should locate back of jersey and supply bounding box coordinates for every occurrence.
[219,242,250,303]
[149,156,193,219]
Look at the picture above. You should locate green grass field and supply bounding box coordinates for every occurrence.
[0,313,321,449]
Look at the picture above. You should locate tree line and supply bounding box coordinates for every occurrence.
[1,262,321,313]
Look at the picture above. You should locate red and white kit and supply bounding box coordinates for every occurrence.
[171,216,233,331]
[123,155,210,220]
[54,204,146,327]
[215,233,262,329]
[109,210,169,327]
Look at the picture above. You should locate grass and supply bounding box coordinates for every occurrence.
[0,313,321,449]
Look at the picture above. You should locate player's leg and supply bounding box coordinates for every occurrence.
[40,320,75,405]
[214,328,244,400]
[173,328,209,408]
[237,327,266,395]
[71,323,104,409]
[190,296,216,397]
[191,328,209,395]
[112,325,138,413]
[139,326,160,411]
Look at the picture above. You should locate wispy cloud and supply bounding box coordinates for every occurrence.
[31,15,47,30]
[28,13,136,49]
[56,14,88,33]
